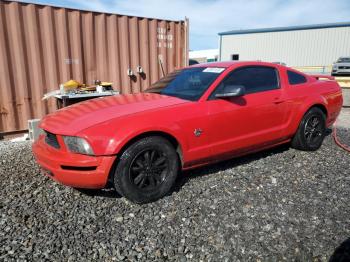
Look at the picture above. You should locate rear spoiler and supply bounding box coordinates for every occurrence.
[310,74,335,81]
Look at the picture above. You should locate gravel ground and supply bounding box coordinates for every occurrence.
[0,129,349,261]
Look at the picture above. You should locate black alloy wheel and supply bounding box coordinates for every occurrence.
[129,149,169,191]
[291,107,326,151]
[113,136,179,204]
[304,115,324,147]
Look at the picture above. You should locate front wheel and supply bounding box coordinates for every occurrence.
[291,107,326,151]
[113,136,179,204]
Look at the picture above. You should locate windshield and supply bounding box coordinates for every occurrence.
[337,57,350,63]
[146,67,224,101]
[146,70,181,93]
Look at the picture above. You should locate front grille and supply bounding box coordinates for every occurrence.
[45,131,60,149]
[339,66,350,69]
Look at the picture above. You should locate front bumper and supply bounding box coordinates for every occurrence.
[332,68,350,75]
[32,135,116,189]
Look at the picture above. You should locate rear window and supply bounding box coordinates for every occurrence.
[287,70,307,85]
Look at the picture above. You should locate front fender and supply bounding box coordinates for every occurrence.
[78,115,188,157]
[107,123,187,156]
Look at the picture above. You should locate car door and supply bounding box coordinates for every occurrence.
[206,65,290,158]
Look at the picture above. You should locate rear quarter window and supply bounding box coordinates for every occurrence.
[287,70,307,85]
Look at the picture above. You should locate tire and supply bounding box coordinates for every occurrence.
[113,136,179,204]
[291,107,326,151]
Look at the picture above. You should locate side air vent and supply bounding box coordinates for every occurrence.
[45,131,60,149]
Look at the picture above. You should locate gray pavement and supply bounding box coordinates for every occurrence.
[337,107,350,129]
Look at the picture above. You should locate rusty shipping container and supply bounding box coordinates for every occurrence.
[0,0,189,134]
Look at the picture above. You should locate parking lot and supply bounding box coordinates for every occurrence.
[1,118,349,261]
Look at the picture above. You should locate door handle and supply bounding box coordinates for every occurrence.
[273,97,285,104]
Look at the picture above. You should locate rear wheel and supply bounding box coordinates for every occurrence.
[113,136,179,204]
[291,107,326,151]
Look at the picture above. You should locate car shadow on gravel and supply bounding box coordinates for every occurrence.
[173,143,291,193]
[329,237,350,262]
[75,188,122,199]
[173,128,333,193]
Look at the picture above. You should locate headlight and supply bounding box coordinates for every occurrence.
[333,65,338,69]
[62,136,94,155]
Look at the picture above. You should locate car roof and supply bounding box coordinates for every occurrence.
[189,61,240,68]
[186,61,312,79]
[189,60,283,69]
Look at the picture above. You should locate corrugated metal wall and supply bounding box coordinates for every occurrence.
[219,26,350,66]
[0,1,188,133]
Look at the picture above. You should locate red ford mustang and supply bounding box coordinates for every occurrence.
[33,61,343,203]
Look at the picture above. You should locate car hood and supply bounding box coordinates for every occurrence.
[40,93,189,135]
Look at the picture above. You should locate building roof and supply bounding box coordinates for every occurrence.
[218,21,350,36]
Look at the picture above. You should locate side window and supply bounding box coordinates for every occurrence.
[287,70,307,85]
[213,66,279,97]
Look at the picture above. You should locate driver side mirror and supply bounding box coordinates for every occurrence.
[215,85,246,98]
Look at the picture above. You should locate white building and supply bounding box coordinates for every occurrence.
[189,49,219,64]
[218,22,350,67]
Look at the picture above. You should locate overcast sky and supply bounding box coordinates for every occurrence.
[19,0,350,50]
